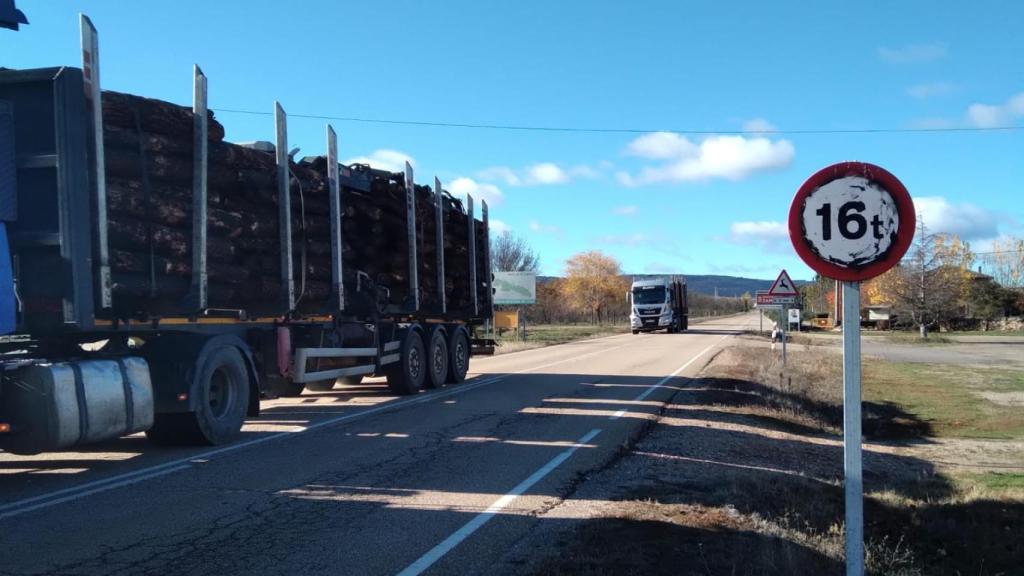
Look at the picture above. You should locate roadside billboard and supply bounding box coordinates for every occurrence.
[493,271,536,305]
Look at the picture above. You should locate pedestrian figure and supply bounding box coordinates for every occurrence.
[771,327,779,351]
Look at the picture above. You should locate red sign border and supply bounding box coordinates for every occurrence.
[788,162,915,282]
[767,269,799,296]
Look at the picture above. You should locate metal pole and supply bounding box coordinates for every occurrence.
[190,65,208,310]
[80,14,111,309]
[274,102,294,311]
[834,279,841,327]
[842,281,864,575]
[434,177,445,314]
[781,305,787,365]
[467,194,477,316]
[759,308,763,334]
[326,125,343,311]
[404,162,419,310]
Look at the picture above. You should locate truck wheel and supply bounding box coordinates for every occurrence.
[425,328,449,389]
[192,345,250,444]
[147,345,250,445]
[632,330,639,335]
[337,375,364,386]
[446,328,470,384]
[386,329,425,395]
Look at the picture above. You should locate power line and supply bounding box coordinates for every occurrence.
[212,107,1024,136]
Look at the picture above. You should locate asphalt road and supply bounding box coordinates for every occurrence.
[0,313,758,576]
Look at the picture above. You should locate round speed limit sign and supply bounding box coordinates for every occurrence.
[789,162,914,281]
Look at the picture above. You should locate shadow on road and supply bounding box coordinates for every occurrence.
[2,367,1020,575]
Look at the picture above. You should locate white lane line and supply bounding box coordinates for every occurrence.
[0,465,191,520]
[610,335,729,420]
[0,339,636,519]
[396,428,603,576]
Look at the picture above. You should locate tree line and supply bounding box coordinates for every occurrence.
[490,231,746,324]
[801,221,1024,336]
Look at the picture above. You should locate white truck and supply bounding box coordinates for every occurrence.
[629,277,688,334]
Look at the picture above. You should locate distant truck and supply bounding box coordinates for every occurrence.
[629,277,688,334]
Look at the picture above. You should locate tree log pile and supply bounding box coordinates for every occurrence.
[101,91,489,318]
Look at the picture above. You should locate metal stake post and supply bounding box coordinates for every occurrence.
[190,65,208,310]
[781,305,787,365]
[274,102,294,311]
[326,125,343,311]
[80,14,111,309]
[842,281,864,575]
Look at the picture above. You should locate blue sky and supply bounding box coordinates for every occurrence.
[4,1,1022,280]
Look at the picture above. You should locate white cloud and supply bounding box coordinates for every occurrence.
[619,131,794,186]
[912,91,1024,129]
[612,205,638,216]
[343,149,415,173]
[878,42,946,64]
[528,220,562,235]
[478,162,602,187]
[448,177,504,206]
[907,82,955,99]
[526,162,569,185]
[742,118,777,133]
[594,233,647,246]
[489,219,511,234]
[477,166,521,186]
[728,221,789,244]
[625,132,698,159]
[913,196,1000,240]
[966,92,1024,127]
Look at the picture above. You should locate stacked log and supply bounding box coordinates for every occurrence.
[100,90,486,318]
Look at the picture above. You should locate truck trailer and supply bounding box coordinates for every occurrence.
[629,277,688,334]
[0,16,494,454]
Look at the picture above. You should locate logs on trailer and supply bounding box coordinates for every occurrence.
[100,90,487,319]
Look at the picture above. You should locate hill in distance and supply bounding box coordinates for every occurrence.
[536,274,810,297]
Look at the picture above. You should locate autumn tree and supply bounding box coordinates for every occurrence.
[979,237,1024,288]
[560,251,629,324]
[883,219,975,337]
[491,231,540,272]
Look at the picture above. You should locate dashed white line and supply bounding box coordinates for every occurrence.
[0,339,636,520]
[610,335,730,419]
[396,428,603,576]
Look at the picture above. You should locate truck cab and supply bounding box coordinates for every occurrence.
[629,277,688,334]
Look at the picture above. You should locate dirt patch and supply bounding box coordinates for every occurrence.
[978,391,1024,407]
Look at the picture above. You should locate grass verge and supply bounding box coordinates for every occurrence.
[494,324,627,355]
[528,345,1024,575]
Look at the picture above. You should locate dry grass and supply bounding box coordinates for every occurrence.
[529,343,1024,575]
[493,324,627,355]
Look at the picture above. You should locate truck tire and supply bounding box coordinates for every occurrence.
[632,330,639,335]
[337,375,364,386]
[386,329,425,395]
[147,345,250,445]
[446,328,470,384]
[424,328,449,389]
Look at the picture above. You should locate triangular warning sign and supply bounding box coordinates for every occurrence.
[767,269,799,296]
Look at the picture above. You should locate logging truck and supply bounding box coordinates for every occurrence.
[0,16,494,454]
[628,277,688,334]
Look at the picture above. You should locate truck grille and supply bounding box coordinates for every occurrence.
[639,308,660,315]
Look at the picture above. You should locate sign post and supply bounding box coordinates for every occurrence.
[789,162,914,576]
[767,270,799,365]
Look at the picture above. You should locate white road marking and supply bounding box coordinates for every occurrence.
[396,428,603,576]
[0,339,636,520]
[610,335,730,420]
